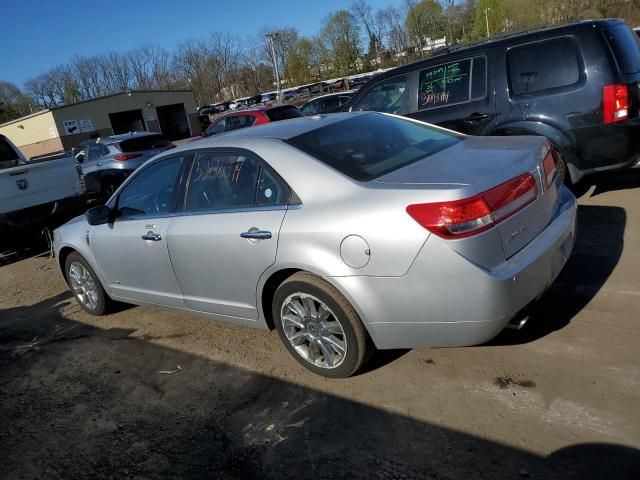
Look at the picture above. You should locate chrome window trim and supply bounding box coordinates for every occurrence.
[117,201,302,222]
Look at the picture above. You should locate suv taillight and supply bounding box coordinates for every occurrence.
[406,174,538,239]
[603,84,629,124]
[113,153,143,161]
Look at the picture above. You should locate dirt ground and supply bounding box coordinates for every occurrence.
[1,171,639,479]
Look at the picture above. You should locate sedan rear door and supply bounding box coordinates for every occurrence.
[167,149,291,319]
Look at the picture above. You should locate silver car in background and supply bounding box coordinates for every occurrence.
[54,112,577,378]
[73,132,174,197]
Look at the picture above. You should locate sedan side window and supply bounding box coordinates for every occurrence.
[116,156,183,218]
[353,75,408,114]
[205,119,226,137]
[300,100,319,115]
[225,115,256,132]
[185,152,260,211]
[256,164,290,206]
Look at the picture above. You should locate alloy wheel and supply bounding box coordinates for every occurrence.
[68,262,99,311]
[280,293,347,369]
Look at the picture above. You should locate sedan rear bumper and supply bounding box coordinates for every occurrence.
[330,185,577,350]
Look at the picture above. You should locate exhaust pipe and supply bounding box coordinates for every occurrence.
[505,315,529,331]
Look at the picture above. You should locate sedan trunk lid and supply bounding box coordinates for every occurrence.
[375,135,561,259]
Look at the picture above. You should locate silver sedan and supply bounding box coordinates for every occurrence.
[54,112,577,378]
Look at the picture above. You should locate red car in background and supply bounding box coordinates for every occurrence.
[192,104,303,141]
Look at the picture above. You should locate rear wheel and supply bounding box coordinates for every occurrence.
[65,252,110,315]
[273,272,371,378]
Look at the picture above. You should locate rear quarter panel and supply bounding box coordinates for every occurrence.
[239,139,431,277]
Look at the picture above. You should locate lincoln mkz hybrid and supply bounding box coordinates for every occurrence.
[54,112,577,377]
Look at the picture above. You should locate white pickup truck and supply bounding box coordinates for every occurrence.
[0,134,86,232]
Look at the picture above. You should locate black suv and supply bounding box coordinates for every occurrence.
[345,19,640,183]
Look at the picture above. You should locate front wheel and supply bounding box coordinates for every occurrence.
[273,272,371,378]
[65,252,110,315]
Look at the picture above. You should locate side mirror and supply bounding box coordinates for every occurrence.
[86,205,112,226]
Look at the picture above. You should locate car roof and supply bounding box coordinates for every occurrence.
[191,112,369,146]
[304,90,357,103]
[369,18,624,80]
[218,104,298,117]
[100,131,161,144]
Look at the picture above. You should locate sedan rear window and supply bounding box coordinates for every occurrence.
[118,135,173,152]
[265,106,304,122]
[286,113,461,181]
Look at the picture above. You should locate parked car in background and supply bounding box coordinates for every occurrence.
[74,132,174,197]
[192,104,304,141]
[345,19,640,184]
[300,90,356,115]
[261,93,277,103]
[54,112,576,378]
[0,134,85,233]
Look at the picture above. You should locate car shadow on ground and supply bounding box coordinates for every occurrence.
[0,195,99,268]
[1,295,639,480]
[491,203,626,346]
[0,237,50,268]
[571,167,640,198]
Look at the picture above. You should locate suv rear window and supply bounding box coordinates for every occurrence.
[604,24,640,74]
[286,113,460,182]
[265,106,304,122]
[508,37,581,95]
[118,135,173,152]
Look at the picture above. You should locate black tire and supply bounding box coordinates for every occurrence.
[65,251,110,316]
[556,151,570,186]
[273,272,371,378]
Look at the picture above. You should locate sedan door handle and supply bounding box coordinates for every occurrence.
[240,230,272,240]
[464,113,492,123]
[141,231,162,241]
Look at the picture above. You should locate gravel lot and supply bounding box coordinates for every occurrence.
[1,171,639,479]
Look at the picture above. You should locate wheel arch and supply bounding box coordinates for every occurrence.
[258,266,370,334]
[490,120,583,183]
[58,246,77,281]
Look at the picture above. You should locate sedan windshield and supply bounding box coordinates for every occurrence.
[286,113,461,181]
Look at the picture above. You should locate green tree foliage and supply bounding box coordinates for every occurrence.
[320,10,362,76]
[473,0,508,38]
[406,0,446,48]
[0,81,33,124]
[286,38,315,85]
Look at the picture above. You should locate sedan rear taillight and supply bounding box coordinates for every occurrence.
[602,84,629,124]
[407,174,538,239]
[114,153,143,161]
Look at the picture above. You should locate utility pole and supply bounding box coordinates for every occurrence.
[484,8,491,38]
[265,32,282,102]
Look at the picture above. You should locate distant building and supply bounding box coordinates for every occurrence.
[0,90,201,159]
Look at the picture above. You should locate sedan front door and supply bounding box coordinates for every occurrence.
[90,154,188,307]
[167,150,291,319]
